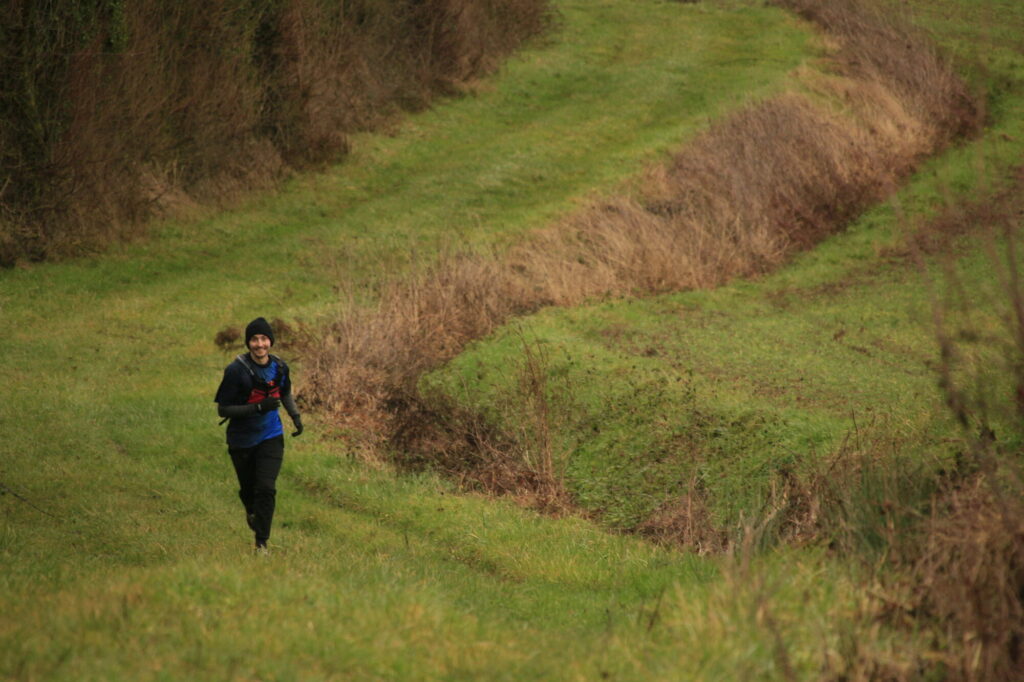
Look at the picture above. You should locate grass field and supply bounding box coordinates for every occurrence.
[3,0,1024,679]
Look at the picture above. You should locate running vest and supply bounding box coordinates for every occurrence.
[217,354,289,427]
[235,353,286,405]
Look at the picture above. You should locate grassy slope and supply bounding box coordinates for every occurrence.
[0,2,834,680]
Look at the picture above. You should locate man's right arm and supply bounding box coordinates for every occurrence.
[217,399,280,419]
[218,403,259,419]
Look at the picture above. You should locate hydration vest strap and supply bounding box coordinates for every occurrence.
[235,353,287,379]
[235,353,287,402]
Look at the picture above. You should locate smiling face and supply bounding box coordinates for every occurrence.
[247,334,272,365]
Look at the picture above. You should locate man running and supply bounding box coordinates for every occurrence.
[215,317,303,554]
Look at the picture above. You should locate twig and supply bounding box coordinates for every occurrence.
[0,481,60,519]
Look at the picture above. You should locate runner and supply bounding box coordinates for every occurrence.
[214,317,303,554]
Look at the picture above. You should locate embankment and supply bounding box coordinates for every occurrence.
[300,0,982,473]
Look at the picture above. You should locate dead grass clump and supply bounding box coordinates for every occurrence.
[637,476,729,555]
[840,469,1024,680]
[300,253,539,443]
[904,474,1024,681]
[773,0,983,148]
[652,94,896,248]
[214,327,241,351]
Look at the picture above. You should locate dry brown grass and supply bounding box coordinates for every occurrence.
[907,474,1024,681]
[636,475,730,555]
[824,468,1024,681]
[773,0,982,147]
[510,91,908,304]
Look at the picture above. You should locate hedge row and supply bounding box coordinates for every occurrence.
[0,0,551,264]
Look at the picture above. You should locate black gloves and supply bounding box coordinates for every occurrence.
[256,397,281,413]
[290,414,304,437]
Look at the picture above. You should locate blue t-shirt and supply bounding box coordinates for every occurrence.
[214,356,290,448]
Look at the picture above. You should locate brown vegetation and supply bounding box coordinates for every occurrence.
[0,0,551,265]
[825,428,1024,680]
[905,474,1024,680]
[774,0,982,144]
[636,475,729,555]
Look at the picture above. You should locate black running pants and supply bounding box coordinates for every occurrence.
[228,435,284,546]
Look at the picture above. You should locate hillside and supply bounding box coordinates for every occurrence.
[3,0,1024,679]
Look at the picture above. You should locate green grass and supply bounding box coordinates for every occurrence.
[2,454,720,680]
[3,0,1024,678]
[0,1,833,678]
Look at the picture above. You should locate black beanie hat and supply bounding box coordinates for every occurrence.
[245,317,274,347]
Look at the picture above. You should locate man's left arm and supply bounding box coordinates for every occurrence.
[280,370,303,437]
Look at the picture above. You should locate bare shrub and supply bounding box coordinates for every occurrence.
[821,166,1024,680]
[214,327,241,351]
[827,471,1024,681]
[902,171,1024,680]
[300,253,535,443]
[908,474,1024,681]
